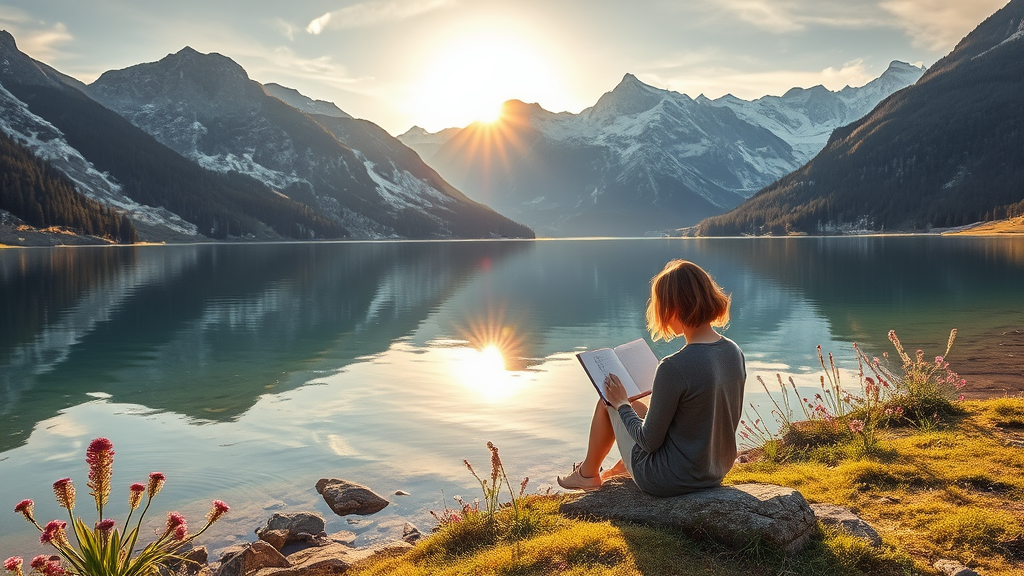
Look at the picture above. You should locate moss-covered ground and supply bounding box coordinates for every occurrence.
[348,397,1024,576]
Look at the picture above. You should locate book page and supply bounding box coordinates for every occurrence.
[576,348,643,402]
[612,338,659,398]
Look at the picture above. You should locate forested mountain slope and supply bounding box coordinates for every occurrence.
[694,0,1024,235]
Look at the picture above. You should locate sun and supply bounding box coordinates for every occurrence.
[407,32,564,131]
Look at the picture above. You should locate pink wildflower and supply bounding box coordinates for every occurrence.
[895,406,904,416]
[128,483,146,510]
[935,356,944,365]
[95,519,115,532]
[519,477,529,497]
[4,557,23,576]
[206,500,230,524]
[147,472,166,498]
[85,438,114,509]
[172,525,188,541]
[958,394,965,402]
[40,562,63,576]
[39,520,69,548]
[848,419,865,434]
[13,500,34,523]
[28,558,47,572]
[165,511,186,532]
[51,479,75,511]
[487,441,501,484]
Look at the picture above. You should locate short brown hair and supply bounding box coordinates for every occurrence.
[646,260,731,341]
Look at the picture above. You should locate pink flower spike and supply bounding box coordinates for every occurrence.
[29,557,47,571]
[4,557,23,575]
[172,525,188,541]
[40,520,69,548]
[935,356,944,365]
[147,472,166,498]
[85,438,115,510]
[166,511,186,531]
[206,500,230,524]
[95,519,115,533]
[13,499,34,523]
[41,562,64,576]
[128,483,146,510]
[52,478,75,511]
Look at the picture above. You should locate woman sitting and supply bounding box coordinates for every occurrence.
[558,259,746,496]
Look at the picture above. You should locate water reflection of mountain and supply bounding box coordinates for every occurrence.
[702,237,1024,348]
[0,242,528,451]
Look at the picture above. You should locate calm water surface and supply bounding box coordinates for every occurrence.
[1,237,1022,554]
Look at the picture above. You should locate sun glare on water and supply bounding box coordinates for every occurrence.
[456,344,519,402]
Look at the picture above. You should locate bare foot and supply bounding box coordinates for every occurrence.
[600,459,630,481]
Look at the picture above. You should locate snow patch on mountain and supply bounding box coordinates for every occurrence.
[710,61,925,163]
[193,149,310,191]
[0,82,198,238]
[359,154,454,212]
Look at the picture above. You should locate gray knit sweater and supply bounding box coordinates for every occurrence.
[616,337,746,497]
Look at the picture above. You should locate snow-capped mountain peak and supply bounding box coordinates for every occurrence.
[586,73,676,121]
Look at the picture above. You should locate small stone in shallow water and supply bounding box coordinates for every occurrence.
[394,490,410,496]
[315,478,389,516]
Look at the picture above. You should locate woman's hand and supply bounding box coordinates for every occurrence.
[604,374,630,409]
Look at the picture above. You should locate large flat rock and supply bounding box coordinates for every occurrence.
[559,480,817,554]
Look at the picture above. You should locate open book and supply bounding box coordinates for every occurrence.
[576,338,659,405]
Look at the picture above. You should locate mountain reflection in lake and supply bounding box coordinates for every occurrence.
[1,237,1021,553]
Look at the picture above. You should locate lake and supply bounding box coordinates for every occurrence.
[1,237,1022,554]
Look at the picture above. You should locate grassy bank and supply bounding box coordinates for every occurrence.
[348,397,1024,576]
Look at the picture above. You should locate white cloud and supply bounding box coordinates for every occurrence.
[306,0,456,34]
[306,12,331,35]
[879,0,1009,51]
[716,0,888,34]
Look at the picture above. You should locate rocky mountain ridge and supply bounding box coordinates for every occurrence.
[86,47,531,239]
[399,63,923,236]
[693,0,1024,235]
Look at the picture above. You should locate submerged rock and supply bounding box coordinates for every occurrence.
[315,478,389,516]
[559,480,817,554]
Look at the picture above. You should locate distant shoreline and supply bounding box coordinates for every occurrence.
[3,217,1024,248]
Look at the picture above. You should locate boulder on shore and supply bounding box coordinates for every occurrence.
[255,512,328,548]
[810,503,882,547]
[315,478,389,516]
[559,480,817,554]
[213,541,290,576]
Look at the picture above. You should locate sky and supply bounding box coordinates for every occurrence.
[0,0,1010,134]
